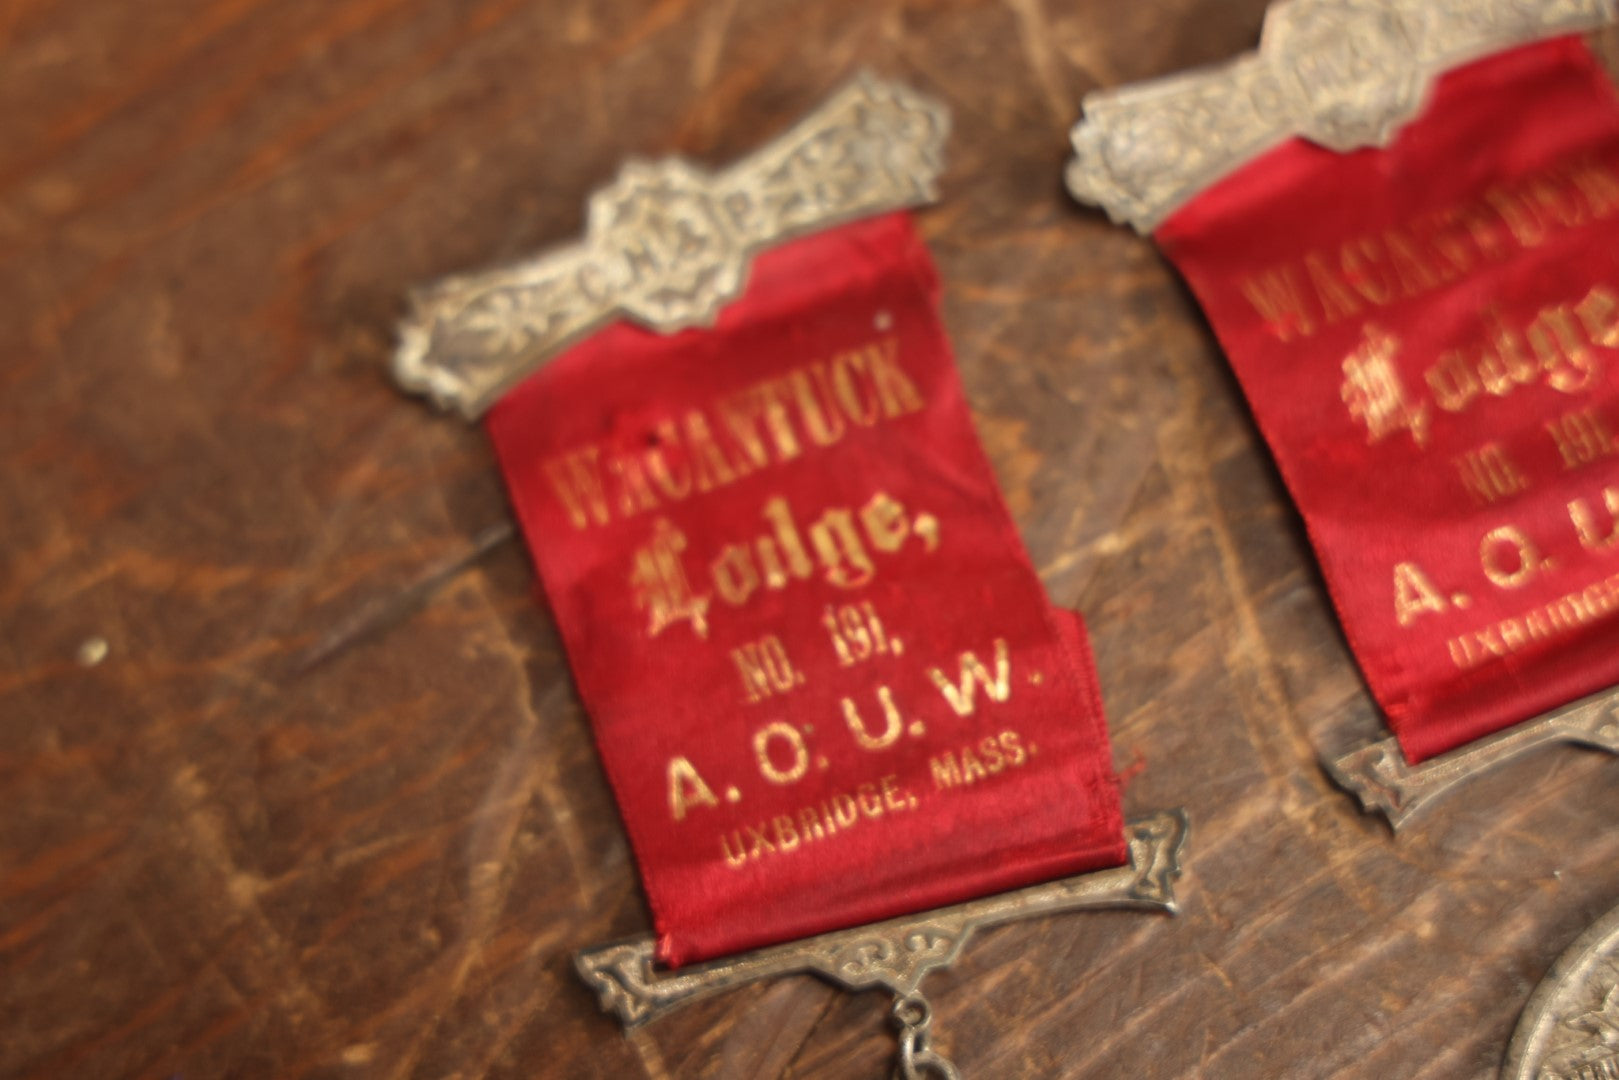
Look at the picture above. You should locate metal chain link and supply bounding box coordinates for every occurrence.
[890,993,961,1080]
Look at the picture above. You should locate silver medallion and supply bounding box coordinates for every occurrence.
[1505,900,1619,1080]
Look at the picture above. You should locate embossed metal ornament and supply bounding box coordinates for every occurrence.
[576,811,1189,1079]
[1328,688,1619,830]
[1504,899,1619,1080]
[393,73,949,418]
[1064,0,1617,233]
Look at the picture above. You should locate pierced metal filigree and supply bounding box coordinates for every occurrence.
[1066,0,1617,232]
[1326,688,1619,830]
[575,810,1189,1076]
[1504,900,1619,1080]
[393,73,949,418]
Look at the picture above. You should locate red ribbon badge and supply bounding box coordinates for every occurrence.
[1159,37,1619,763]
[487,213,1125,965]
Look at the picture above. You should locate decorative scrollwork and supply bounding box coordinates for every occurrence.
[1066,0,1617,232]
[572,809,1189,1031]
[394,73,949,418]
[1328,688,1619,829]
[573,810,1187,1075]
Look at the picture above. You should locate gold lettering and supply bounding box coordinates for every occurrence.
[831,793,859,828]
[1384,229,1448,294]
[1481,525,1541,589]
[683,410,742,492]
[731,635,800,703]
[861,492,910,553]
[842,687,905,750]
[1476,310,1539,396]
[1570,488,1619,551]
[772,815,800,851]
[1456,202,1516,264]
[1487,185,1547,247]
[1425,207,1480,277]
[929,639,1012,717]
[1393,562,1450,627]
[1529,305,1600,394]
[1455,442,1529,506]
[788,364,847,447]
[630,519,710,638]
[667,757,718,821]
[1341,325,1429,447]
[646,419,693,499]
[830,348,880,425]
[1547,407,1619,470]
[1500,617,1527,651]
[978,735,1005,773]
[606,455,660,517]
[745,823,776,858]
[1241,267,1317,341]
[1306,251,1363,324]
[1486,308,1538,391]
[1340,237,1394,304]
[1426,350,1480,412]
[712,543,759,605]
[808,507,874,589]
[754,722,808,785]
[867,337,925,417]
[544,447,612,530]
[753,379,804,462]
[1578,285,1619,347]
[857,783,884,818]
[716,393,773,472]
[1529,176,1587,228]
[1568,158,1619,218]
[759,496,813,583]
[798,807,825,842]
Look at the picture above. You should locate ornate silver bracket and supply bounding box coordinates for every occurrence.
[1503,898,1619,1080]
[393,73,949,418]
[575,809,1189,1078]
[1065,0,1618,232]
[1326,688,1619,830]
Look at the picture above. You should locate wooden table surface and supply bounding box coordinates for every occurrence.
[4,3,1618,1077]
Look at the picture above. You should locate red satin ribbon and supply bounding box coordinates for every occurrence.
[487,213,1125,965]
[1159,38,1619,762]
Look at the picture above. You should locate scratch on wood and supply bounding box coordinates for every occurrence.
[385,594,544,1080]
[628,1029,674,1080]
[689,0,740,91]
[0,0,268,191]
[165,764,332,1021]
[1155,344,1386,912]
[289,520,514,674]
[768,984,840,1079]
[1005,0,1073,129]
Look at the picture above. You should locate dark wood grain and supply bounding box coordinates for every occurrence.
[3,4,1618,1078]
